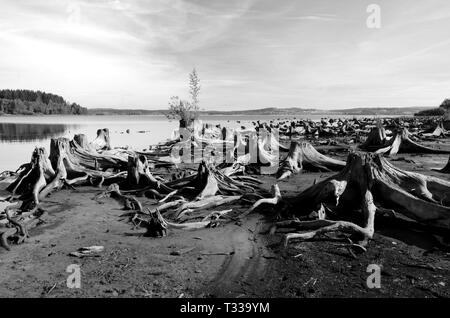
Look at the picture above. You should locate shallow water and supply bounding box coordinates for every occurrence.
[0,113,384,172]
[0,114,297,171]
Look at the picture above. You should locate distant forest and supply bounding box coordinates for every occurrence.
[414,99,450,117]
[0,89,87,115]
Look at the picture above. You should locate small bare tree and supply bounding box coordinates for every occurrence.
[189,68,200,110]
[166,68,201,128]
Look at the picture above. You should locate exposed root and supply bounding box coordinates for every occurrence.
[360,126,450,156]
[126,155,173,193]
[280,152,450,249]
[240,184,281,218]
[98,184,143,211]
[277,141,345,180]
[0,204,47,251]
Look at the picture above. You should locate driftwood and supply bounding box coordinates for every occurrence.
[134,209,230,237]
[273,152,450,247]
[277,141,346,180]
[360,127,450,156]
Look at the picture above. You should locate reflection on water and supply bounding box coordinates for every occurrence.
[0,114,385,172]
[0,123,79,142]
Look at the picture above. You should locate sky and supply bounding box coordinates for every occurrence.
[0,0,449,110]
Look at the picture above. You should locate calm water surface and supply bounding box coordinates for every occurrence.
[0,114,382,172]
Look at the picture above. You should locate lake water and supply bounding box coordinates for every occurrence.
[0,114,297,172]
[0,114,385,172]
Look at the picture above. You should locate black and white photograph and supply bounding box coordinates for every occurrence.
[0,0,449,303]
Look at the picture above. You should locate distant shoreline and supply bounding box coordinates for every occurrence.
[1,106,433,117]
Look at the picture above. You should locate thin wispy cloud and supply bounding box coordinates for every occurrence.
[284,14,339,21]
[0,0,449,109]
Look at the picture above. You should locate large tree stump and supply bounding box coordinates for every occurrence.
[360,127,450,156]
[281,152,450,246]
[6,148,56,209]
[276,141,346,180]
[90,128,111,151]
[126,155,172,193]
[50,137,127,174]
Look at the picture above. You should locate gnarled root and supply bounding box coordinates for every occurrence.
[1,205,47,250]
[240,184,282,218]
[133,208,231,237]
[284,188,375,247]
[276,141,345,180]
[126,155,173,193]
[281,151,450,250]
[142,210,168,237]
[97,184,143,211]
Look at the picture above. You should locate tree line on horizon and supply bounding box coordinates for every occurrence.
[414,99,450,117]
[0,89,87,115]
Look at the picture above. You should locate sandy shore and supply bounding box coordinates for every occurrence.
[0,142,449,298]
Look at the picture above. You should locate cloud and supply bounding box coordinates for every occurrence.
[0,0,449,109]
[284,14,339,21]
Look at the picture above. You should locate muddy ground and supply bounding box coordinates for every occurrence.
[0,140,449,298]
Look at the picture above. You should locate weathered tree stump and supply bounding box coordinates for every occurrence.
[280,152,450,246]
[277,141,346,180]
[126,155,172,193]
[90,128,111,151]
[360,127,450,156]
